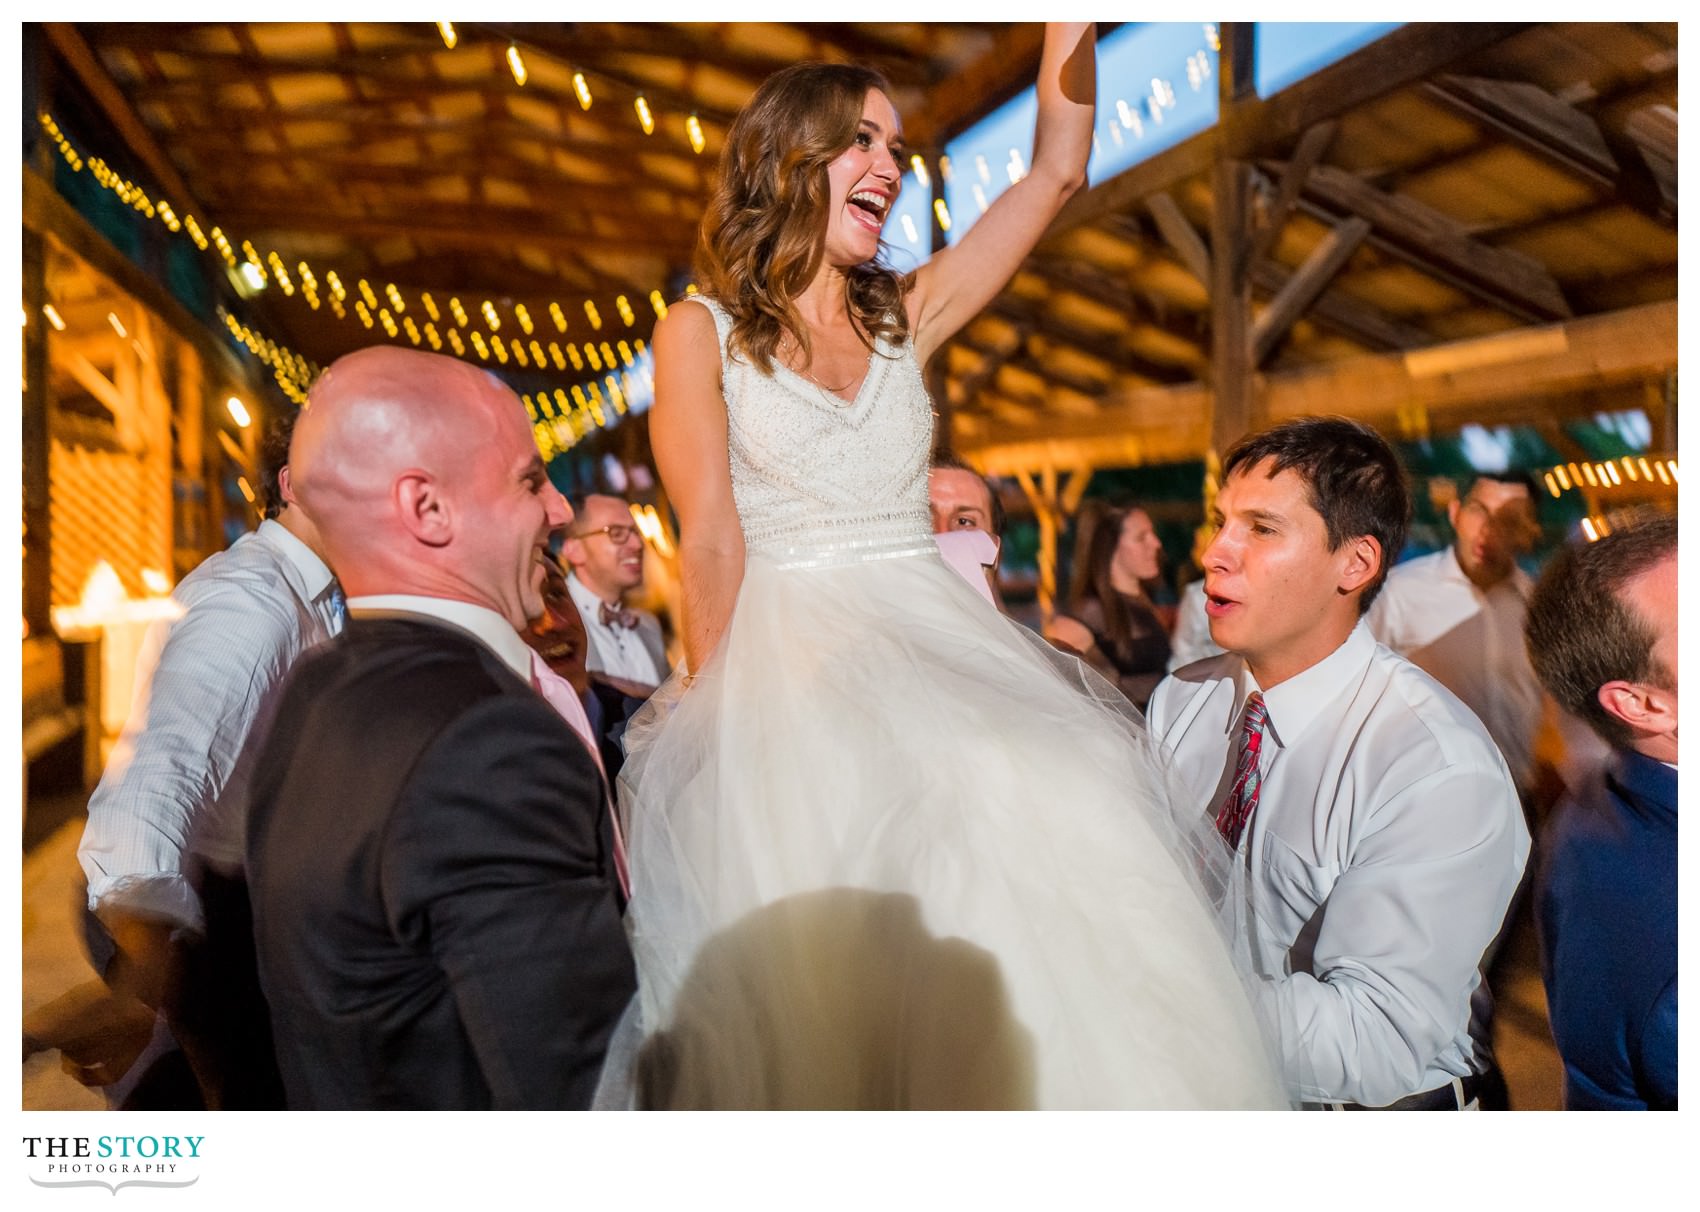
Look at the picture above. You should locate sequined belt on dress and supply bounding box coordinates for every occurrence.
[743,507,937,569]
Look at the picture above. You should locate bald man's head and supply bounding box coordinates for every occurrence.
[293,346,570,628]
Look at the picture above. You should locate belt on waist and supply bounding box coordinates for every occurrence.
[1301,1071,1488,1111]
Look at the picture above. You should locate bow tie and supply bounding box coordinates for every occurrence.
[598,601,640,630]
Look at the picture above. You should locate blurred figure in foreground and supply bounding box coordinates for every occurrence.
[1526,514,1677,1110]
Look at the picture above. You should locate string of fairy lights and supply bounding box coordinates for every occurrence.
[37,103,671,457]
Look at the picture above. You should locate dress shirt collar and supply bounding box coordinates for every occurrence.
[257,517,336,604]
[1234,620,1376,751]
[567,570,620,618]
[345,594,532,681]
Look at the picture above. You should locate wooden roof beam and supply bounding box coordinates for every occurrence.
[1248,257,1425,353]
[1284,160,1572,322]
[960,300,1676,463]
[1145,193,1211,288]
[1424,74,1674,224]
[1250,216,1370,365]
[1247,120,1336,270]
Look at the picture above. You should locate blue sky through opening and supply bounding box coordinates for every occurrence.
[882,22,1401,268]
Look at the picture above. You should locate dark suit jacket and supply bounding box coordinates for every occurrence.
[246,616,637,1109]
[1537,747,1677,1110]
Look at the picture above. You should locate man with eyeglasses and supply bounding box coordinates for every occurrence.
[1368,471,1547,797]
[562,494,670,689]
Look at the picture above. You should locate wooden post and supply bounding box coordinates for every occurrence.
[1209,158,1254,459]
[1016,463,1093,622]
[1209,24,1257,483]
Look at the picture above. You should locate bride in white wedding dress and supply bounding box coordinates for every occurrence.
[619,23,1287,1109]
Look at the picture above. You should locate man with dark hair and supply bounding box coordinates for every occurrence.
[1148,416,1528,1110]
[1370,470,1545,791]
[77,401,343,1108]
[1527,514,1676,1110]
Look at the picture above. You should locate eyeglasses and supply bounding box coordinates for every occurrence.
[572,523,638,545]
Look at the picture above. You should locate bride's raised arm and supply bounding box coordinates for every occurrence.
[649,300,745,677]
[906,22,1096,365]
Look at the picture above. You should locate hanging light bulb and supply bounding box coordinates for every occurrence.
[686,113,706,154]
[437,21,457,49]
[634,95,654,135]
[507,44,528,87]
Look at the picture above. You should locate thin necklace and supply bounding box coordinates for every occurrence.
[780,332,857,402]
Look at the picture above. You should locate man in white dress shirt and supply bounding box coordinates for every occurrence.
[76,409,342,1107]
[1368,471,1545,792]
[562,493,670,688]
[1148,417,1528,1110]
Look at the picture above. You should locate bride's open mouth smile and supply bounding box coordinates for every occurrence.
[847,188,891,232]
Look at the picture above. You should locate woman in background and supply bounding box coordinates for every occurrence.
[1046,500,1171,712]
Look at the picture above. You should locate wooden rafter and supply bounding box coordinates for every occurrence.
[1247,120,1336,270]
[1250,216,1370,365]
[1285,161,1573,321]
[1424,74,1674,223]
[962,300,1676,462]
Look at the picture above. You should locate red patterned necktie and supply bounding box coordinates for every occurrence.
[598,601,639,630]
[1215,692,1269,850]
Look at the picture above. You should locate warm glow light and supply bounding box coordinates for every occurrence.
[1543,472,1560,498]
[649,290,668,320]
[1580,517,1599,542]
[140,568,172,595]
[1554,465,1572,491]
[51,560,185,637]
[910,154,930,188]
[933,198,952,232]
[236,476,256,504]
[634,95,654,135]
[686,113,705,154]
[1655,461,1672,486]
[584,301,602,331]
[573,72,593,110]
[437,21,457,49]
[1580,463,1599,487]
[42,303,66,331]
[507,44,528,87]
[227,396,252,428]
[107,312,127,338]
[1638,457,1654,482]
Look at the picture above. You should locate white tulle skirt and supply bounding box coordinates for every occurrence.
[618,543,1285,1109]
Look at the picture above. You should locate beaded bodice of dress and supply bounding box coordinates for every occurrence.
[688,296,935,566]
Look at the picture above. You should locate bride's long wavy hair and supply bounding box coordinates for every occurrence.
[694,62,912,374]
